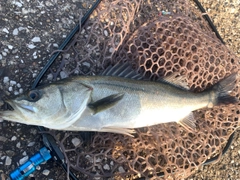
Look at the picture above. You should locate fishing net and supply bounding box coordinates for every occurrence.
[32,0,240,179]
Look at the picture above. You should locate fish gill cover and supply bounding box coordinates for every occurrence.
[21,0,240,179]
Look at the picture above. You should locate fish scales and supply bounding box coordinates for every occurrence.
[66,76,213,131]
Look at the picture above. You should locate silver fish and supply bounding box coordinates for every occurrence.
[1,63,237,136]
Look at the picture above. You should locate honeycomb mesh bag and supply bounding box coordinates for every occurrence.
[40,0,240,179]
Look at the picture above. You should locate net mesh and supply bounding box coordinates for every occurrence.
[39,0,239,179]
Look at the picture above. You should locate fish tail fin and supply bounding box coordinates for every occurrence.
[214,73,238,105]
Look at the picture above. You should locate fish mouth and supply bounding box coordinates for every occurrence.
[18,104,36,112]
[4,100,36,113]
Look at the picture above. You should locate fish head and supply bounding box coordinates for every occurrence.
[1,82,92,129]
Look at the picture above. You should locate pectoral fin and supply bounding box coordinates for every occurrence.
[88,93,124,114]
[100,126,136,137]
[177,112,196,130]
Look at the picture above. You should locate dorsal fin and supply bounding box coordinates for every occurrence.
[101,62,143,80]
[159,72,190,90]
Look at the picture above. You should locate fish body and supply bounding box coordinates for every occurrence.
[1,63,237,135]
[64,76,211,132]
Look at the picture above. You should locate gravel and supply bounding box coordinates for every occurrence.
[0,0,87,179]
[0,0,239,179]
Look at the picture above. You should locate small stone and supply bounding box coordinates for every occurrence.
[81,29,85,34]
[12,49,18,54]
[8,45,13,50]
[4,48,9,53]
[42,169,50,176]
[27,44,36,49]
[1,156,5,160]
[32,73,37,78]
[5,156,12,165]
[0,136,7,142]
[95,158,101,163]
[6,150,15,156]
[8,87,13,92]
[22,151,27,156]
[2,52,7,56]
[85,155,91,159]
[63,53,70,59]
[103,164,110,170]
[104,30,108,36]
[14,91,19,95]
[10,80,17,86]
[16,142,21,148]
[109,47,114,53]
[82,62,90,67]
[47,74,53,81]
[71,137,81,147]
[118,166,125,173]
[3,77,9,83]
[11,136,17,141]
[19,156,28,165]
[31,37,41,42]
[0,54,2,60]
[53,43,59,48]
[17,83,21,88]
[3,28,9,34]
[13,1,23,7]
[60,71,68,79]
[27,142,35,147]
[13,28,19,35]
[19,88,23,94]
[18,27,25,31]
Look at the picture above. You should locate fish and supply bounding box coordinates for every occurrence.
[0,63,238,136]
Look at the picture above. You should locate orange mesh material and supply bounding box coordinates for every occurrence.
[42,0,240,179]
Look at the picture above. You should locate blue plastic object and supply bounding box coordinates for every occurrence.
[10,147,51,180]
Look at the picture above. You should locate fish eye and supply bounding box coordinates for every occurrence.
[27,90,41,102]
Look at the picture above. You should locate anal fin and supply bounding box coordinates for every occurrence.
[100,126,136,137]
[177,112,196,131]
